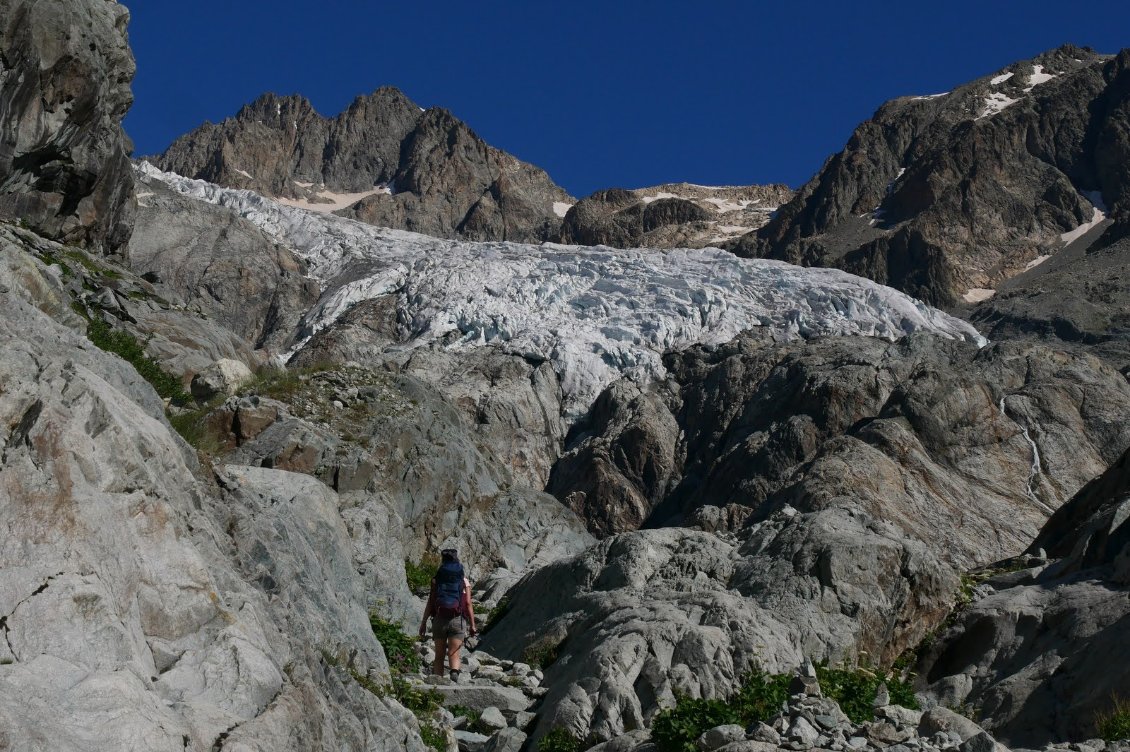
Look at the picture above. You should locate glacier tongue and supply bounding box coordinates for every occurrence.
[138,163,986,417]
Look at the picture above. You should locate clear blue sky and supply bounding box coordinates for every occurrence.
[122,1,1130,198]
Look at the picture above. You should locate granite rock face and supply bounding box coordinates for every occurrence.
[131,170,320,354]
[554,331,1130,556]
[153,90,573,243]
[0,231,428,751]
[0,0,136,253]
[919,444,1130,747]
[733,46,1130,308]
[509,331,1130,744]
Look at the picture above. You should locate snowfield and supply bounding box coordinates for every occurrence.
[139,163,986,417]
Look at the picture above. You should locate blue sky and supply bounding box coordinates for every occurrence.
[122,1,1130,198]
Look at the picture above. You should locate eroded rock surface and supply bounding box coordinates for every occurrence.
[0,0,136,252]
[919,444,1130,747]
[0,232,428,751]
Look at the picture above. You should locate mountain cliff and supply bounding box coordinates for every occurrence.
[733,45,1130,311]
[152,89,573,242]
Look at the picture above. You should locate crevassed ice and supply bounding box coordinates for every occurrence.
[138,162,986,417]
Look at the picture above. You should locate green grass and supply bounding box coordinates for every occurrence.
[481,597,510,634]
[652,668,790,752]
[1096,694,1130,741]
[405,554,440,594]
[370,614,421,675]
[815,662,919,724]
[522,634,563,670]
[652,664,918,752]
[653,696,740,752]
[76,307,190,404]
[417,724,447,752]
[537,727,583,752]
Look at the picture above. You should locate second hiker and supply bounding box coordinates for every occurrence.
[418,548,477,680]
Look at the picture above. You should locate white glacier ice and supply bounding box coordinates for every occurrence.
[138,163,986,417]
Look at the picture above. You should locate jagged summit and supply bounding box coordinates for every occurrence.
[154,85,573,242]
[733,45,1130,309]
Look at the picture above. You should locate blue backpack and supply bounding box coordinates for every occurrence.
[434,561,465,618]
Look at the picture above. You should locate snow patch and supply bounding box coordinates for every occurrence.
[138,162,988,418]
[910,93,948,100]
[640,192,679,204]
[1024,255,1051,271]
[234,168,253,180]
[977,92,1019,119]
[990,72,1014,86]
[963,288,996,303]
[552,201,573,218]
[1025,64,1055,91]
[1060,206,1106,245]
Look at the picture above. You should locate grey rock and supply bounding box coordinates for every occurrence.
[479,707,507,731]
[0,0,135,253]
[512,711,535,731]
[130,169,320,354]
[548,379,682,537]
[189,358,254,400]
[454,729,492,751]
[225,364,592,585]
[959,732,1006,752]
[716,742,781,752]
[585,731,655,752]
[482,727,527,752]
[697,724,747,751]
[433,684,531,714]
[749,722,782,745]
[919,443,1130,746]
[0,231,426,749]
[791,717,823,746]
[558,183,793,249]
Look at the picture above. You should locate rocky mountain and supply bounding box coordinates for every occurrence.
[4,4,1130,752]
[152,89,573,242]
[732,45,1130,311]
[558,183,792,249]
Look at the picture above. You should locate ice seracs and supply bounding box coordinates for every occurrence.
[139,163,986,418]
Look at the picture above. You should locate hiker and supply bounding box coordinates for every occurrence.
[418,548,477,680]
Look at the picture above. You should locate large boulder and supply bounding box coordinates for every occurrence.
[0,0,136,253]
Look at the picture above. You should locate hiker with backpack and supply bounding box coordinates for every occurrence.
[418,548,477,680]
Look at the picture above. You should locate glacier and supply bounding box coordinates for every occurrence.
[138,163,986,417]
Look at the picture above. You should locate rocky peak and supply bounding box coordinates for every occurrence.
[154,87,572,242]
[732,46,1129,308]
[0,0,136,253]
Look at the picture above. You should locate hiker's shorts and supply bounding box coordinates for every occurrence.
[433,614,468,640]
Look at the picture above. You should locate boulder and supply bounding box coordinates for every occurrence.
[190,358,254,400]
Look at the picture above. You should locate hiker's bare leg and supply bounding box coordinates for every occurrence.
[432,637,446,675]
[448,637,464,672]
